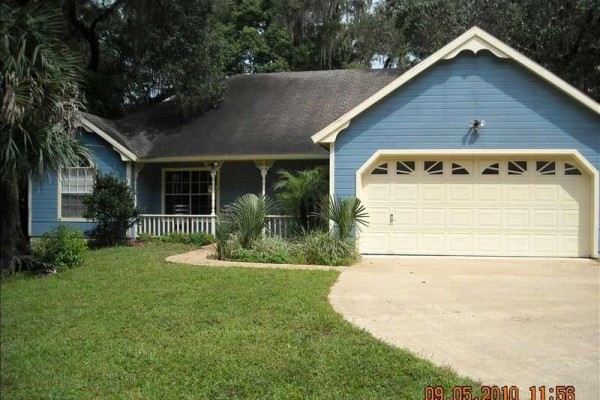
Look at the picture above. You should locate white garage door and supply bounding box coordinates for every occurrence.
[360,157,591,257]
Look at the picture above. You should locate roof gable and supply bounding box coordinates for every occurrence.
[312,26,600,144]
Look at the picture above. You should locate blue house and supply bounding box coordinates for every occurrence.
[30,27,600,258]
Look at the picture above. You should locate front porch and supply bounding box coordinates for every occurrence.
[133,158,328,236]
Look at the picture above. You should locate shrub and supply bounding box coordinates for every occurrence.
[299,230,358,266]
[226,194,275,248]
[139,232,214,246]
[214,217,234,260]
[229,236,295,264]
[33,225,87,269]
[82,173,141,246]
[316,196,369,239]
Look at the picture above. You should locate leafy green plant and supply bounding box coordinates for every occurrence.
[33,225,87,269]
[229,236,296,264]
[82,173,141,246]
[139,233,214,246]
[317,196,369,239]
[299,230,358,266]
[226,194,275,249]
[214,216,234,260]
[274,168,327,231]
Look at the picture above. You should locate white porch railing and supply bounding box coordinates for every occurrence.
[137,214,215,236]
[265,215,294,238]
[137,214,294,238]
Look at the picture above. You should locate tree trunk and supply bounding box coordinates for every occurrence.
[0,176,24,273]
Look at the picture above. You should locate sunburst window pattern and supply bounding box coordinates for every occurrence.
[536,161,555,175]
[396,161,416,175]
[424,161,444,175]
[508,161,527,175]
[371,163,388,175]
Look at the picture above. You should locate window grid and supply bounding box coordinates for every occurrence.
[60,164,94,219]
[164,170,214,215]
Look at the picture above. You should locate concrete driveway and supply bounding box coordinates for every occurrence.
[329,257,600,399]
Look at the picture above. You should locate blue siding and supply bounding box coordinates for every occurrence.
[137,159,327,214]
[30,131,127,236]
[334,52,600,244]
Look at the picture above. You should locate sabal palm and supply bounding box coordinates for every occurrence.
[226,194,275,249]
[273,168,327,230]
[1,2,88,271]
[317,196,369,239]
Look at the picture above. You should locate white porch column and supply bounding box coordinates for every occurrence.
[132,163,145,239]
[206,161,222,235]
[254,160,274,196]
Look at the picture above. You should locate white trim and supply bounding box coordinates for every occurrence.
[329,142,335,197]
[57,162,96,223]
[144,153,328,163]
[27,177,32,237]
[79,117,137,161]
[160,167,220,215]
[312,26,600,144]
[355,149,599,258]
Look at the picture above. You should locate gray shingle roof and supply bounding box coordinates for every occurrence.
[83,69,405,158]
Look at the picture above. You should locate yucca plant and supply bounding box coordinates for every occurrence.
[226,194,275,249]
[214,217,234,260]
[317,196,369,239]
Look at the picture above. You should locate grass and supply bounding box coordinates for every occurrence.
[1,243,476,399]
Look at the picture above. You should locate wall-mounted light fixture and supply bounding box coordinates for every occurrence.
[469,119,485,132]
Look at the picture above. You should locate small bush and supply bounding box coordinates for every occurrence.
[83,173,141,246]
[229,236,295,264]
[139,232,214,246]
[299,230,358,266]
[33,225,87,269]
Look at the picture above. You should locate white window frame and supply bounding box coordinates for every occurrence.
[57,159,96,222]
[160,167,220,215]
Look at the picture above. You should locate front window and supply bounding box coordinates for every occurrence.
[60,160,94,219]
[164,170,214,215]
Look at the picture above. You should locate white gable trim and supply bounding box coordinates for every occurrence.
[312,26,600,144]
[79,117,137,161]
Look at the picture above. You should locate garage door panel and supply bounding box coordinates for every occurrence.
[448,185,473,202]
[420,233,445,252]
[448,234,473,252]
[360,157,591,257]
[532,209,558,228]
[447,208,473,228]
[420,184,446,202]
[505,234,530,254]
[360,232,389,253]
[420,208,445,227]
[364,184,390,202]
[390,233,418,252]
[532,185,559,202]
[476,209,503,227]
[477,185,502,202]
[477,234,503,253]
[504,184,530,202]
[367,208,390,228]
[393,208,418,226]
[392,184,418,201]
[504,209,530,228]
[531,235,558,255]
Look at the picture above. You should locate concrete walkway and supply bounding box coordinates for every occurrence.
[329,257,600,399]
[166,245,345,271]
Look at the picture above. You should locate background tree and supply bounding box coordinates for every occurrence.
[63,0,227,117]
[1,1,88,272]
[382,0,600,99]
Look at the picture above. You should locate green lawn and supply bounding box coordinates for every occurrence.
[1,243,476,399]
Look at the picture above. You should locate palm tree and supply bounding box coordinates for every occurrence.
[273,167,327,231]
[317,196,369,239]
[226,194,275,249]
[1,2,88,272]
